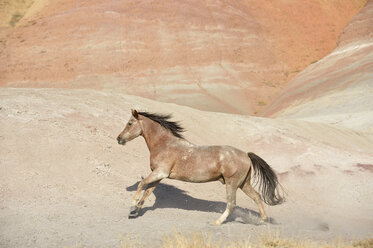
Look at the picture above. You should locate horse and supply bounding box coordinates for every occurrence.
[117,109,284,225]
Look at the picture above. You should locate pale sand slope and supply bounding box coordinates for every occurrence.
[1,88,372,247]
[261,1,373,133]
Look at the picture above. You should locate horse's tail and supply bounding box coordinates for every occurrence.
[247,152,284,206]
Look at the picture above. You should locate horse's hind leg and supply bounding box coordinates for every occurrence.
[213,183,237,225]
[241,183,267,221]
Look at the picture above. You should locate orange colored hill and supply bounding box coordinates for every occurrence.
[261,0,373,133]
[0,0,366,114]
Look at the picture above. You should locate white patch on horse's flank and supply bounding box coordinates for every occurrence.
[219,149,232,162]
[219,153,226,162]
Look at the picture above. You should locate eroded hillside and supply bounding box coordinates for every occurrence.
[261,0,373,133]
[0,0,366,114]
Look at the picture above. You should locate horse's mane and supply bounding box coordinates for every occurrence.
[138,112,185,139]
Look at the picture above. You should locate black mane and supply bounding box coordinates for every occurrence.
[138,112,185,139]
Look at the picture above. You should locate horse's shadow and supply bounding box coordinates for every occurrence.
[126,181,277,225]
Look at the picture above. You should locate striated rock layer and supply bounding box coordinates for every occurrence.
[0,0,366,114]
[261,0,373,133]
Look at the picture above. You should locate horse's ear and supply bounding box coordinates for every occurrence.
[131,109,139,119]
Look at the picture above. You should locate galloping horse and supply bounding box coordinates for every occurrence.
[117,109,284,225]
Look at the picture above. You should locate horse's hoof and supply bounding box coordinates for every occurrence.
[259,218,268,224]
[128,212,139,219]
[128,206,139,219]
[212,221,222,226]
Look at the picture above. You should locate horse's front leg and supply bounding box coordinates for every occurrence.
[129,170,168,218]
[136,180,160,209]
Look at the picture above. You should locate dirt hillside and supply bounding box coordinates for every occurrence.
[261,0,373,133]
[0,0,366,114]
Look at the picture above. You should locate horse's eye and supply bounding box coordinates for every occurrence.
[128,122,132,126]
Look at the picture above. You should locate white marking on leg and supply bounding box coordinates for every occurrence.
[214,208,230,226]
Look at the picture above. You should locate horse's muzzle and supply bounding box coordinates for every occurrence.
[117,136,126,145]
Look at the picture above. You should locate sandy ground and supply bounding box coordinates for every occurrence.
[1,88,372,247]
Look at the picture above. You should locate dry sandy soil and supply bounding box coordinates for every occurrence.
[1,0,373,247]
[1,88,373,247]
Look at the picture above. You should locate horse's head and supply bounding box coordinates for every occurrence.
[117,109,142,145]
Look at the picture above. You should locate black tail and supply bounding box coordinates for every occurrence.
[248,152,284,206]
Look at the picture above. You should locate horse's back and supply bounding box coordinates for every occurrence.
[169,144,251,183]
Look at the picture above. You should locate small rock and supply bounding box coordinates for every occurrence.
[94,162,111,176]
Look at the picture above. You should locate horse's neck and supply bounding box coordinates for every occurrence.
[141,120,176,152]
